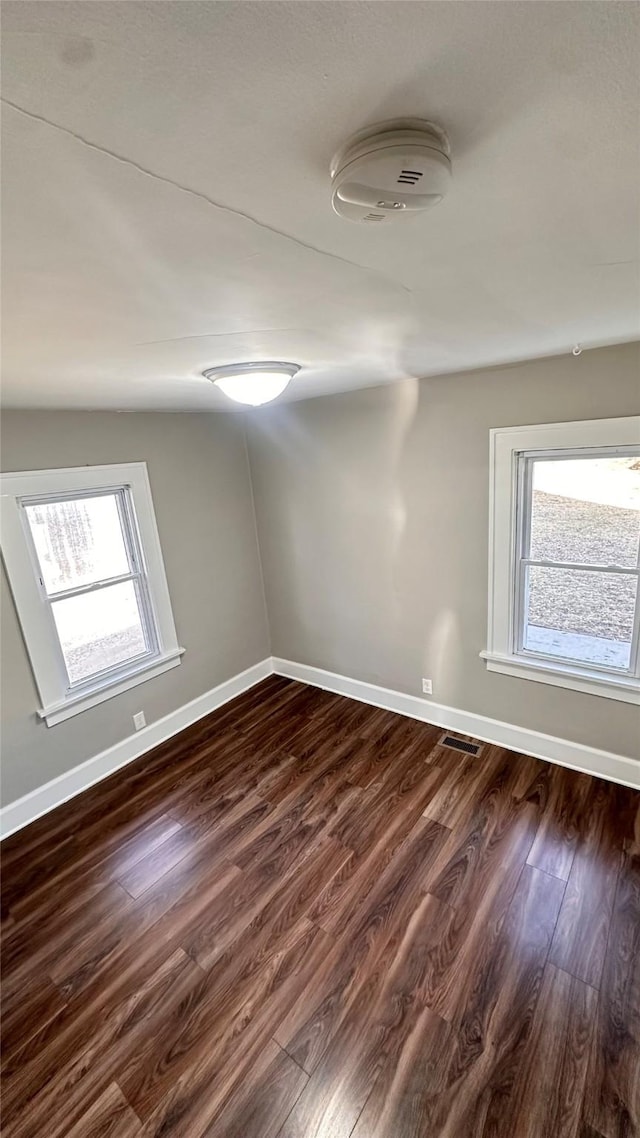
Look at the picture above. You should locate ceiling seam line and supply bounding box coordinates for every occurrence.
[2,96,413,298]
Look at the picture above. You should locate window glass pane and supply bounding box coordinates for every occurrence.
[529,457,640,567]
[25,493,130,594]
[523,565,637,670]
[51,580,149,685]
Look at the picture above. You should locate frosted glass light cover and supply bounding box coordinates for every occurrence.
[203,362,300,406]
[214,371,291,405]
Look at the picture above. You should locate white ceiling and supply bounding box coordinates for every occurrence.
[2,1,639,411]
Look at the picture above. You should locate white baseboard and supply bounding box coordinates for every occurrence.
[3,652,637,840]
[272,657,640,790]
[0,658,272,840]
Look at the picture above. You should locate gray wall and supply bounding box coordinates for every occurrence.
[247,343,640,762]
[1,411,270,804]
[2,345,638,808]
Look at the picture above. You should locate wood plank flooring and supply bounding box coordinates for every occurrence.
[1,675,638,1137]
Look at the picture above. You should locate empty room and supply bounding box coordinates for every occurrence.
[1,2,639,1136]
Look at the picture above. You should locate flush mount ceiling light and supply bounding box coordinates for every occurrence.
[203,361,301,406]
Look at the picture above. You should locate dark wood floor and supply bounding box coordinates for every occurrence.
[1,677,638,1138]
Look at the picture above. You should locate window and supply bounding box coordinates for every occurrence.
[482,417,640,704]
[1,463,183,725]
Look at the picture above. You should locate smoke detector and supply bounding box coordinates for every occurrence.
[330,118,451,223]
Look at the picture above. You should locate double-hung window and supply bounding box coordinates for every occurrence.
[482,416,640,704]
[1,463,183,725]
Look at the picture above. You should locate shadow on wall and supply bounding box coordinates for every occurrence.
[394,376,480,705]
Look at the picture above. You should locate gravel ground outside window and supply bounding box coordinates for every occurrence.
[527,490,639,644]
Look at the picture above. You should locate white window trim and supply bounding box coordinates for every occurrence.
[1,463,184,725]
[481,416,640,706]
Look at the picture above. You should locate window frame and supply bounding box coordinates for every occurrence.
[1,463,184,725]
[481,416,640,705]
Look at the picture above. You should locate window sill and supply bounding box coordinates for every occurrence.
[480,650,640,705]
[38,647,185,726]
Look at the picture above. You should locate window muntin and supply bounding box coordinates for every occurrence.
[514,451,640,677]
[22,487,160,690]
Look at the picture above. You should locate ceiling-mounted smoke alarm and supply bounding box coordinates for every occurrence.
[330,118,451,223]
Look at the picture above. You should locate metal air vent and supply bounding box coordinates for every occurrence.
[439,734,481,756]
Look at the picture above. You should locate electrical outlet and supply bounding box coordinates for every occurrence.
[133,711,146,731]
[422,678,433,696]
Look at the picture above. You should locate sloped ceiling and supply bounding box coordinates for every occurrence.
[2,1,639,410]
